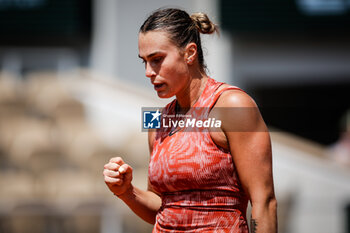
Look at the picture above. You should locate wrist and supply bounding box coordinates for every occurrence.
[115,185,134,200]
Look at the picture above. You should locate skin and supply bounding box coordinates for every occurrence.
[103,30,277,232]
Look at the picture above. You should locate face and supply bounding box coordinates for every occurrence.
[138,31,190,98]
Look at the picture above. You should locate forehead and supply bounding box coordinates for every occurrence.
[138,31,179,56]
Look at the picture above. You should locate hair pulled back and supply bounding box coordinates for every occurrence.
[140,8,218,72]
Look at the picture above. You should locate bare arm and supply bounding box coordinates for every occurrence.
[103,130,161,224]
[216,90,277,233]
[116,180,161,224]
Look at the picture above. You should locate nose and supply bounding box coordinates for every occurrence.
[145,63,156,78]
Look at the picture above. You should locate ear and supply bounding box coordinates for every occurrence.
[185,42,197,65]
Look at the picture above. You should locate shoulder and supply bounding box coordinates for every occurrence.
[214,84,257,108]
[210,85,265,132]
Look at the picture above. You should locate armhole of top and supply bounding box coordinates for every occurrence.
[206,85,246,153]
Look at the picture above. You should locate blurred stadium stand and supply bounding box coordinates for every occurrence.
[0,69,162,233]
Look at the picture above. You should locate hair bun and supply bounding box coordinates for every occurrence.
[190,12,218,35]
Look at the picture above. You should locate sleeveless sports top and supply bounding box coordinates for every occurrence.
[148,77,249,233]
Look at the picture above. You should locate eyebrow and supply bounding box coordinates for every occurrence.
[138,51,163,59]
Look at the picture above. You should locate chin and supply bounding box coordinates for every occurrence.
[157,91,174,99]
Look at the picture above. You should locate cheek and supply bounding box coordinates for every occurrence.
[162,65,187,90]
[157,54,188,95]
[160,59,188,79]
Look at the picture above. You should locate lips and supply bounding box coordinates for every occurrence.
[154,83,165,91]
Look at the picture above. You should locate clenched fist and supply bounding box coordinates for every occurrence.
[103,157,133,197]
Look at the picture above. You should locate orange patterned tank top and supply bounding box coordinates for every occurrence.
[149,78,249,233]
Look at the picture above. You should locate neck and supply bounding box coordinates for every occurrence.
[175,71,208,113]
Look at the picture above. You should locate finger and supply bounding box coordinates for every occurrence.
[103,169,121,178]
[104,162,120,171]
[118,164,132,174]
[109,157,125,165]
[104,176,123,185]
[119,164,133,185]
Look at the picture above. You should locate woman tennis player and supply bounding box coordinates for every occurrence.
[103,8,277,233]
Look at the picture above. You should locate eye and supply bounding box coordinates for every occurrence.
[151,57,163,64]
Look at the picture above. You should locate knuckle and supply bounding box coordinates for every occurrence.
[116,157,123,163]
[109,157,115,163]
[112,164,120,171]
[110,156,123,164]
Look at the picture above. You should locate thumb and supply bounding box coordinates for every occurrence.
[118,164,131,174]
[119,164,133,182]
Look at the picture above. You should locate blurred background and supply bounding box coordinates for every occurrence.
[0,0,350,233]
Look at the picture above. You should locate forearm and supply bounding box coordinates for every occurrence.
[250,198,277,233]
[117,184,162,224]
